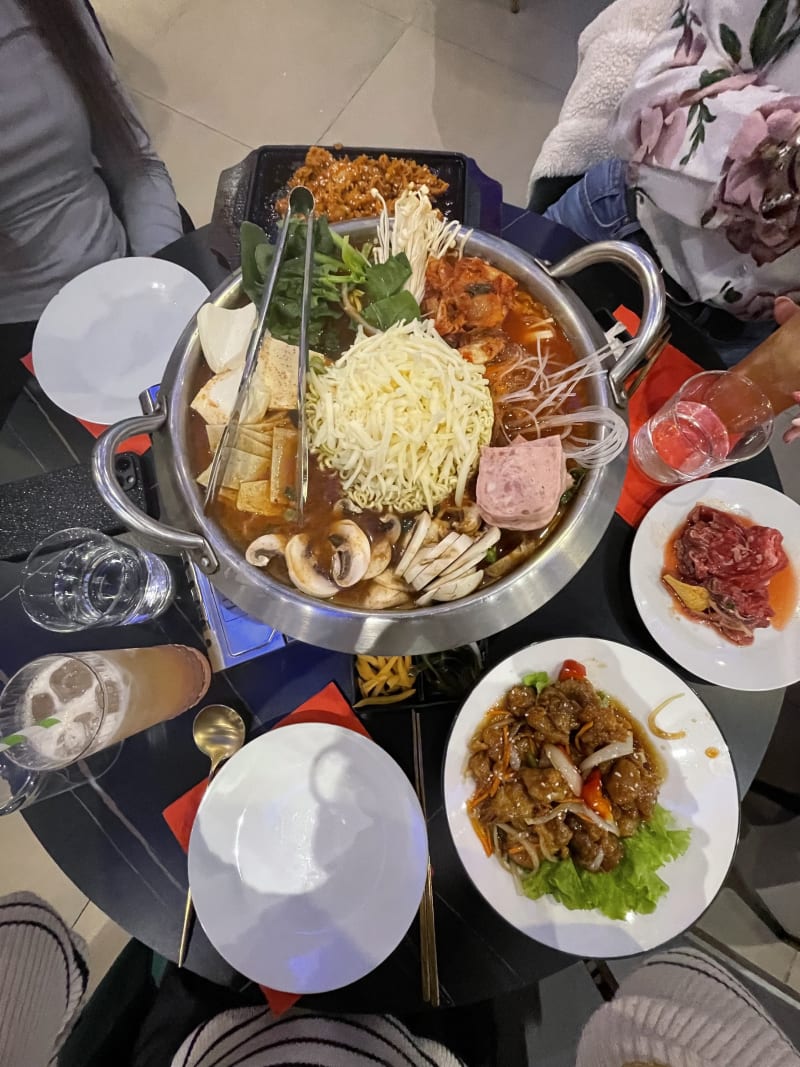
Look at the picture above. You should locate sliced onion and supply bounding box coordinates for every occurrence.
[543,743,582,796]
[586,848,605,872]
[579,735,633,775]
[562,801,620,836]
[497,823,540,872]
[526,802,574,826]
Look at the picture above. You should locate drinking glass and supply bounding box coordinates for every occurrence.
[21,528,175,633]
[632,370,774,485]
[0,744,120,816]
[0,645,211,772]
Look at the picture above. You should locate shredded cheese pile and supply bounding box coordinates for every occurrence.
[373,185,465,302]
[307,320,493,512]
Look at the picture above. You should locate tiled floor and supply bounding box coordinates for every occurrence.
[3,0,800,1027]
[92,0,610,222]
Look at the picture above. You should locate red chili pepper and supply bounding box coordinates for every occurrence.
[558,659,587,681]
[582,769,612,821]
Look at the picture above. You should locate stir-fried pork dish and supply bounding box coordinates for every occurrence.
[467,661,662,877]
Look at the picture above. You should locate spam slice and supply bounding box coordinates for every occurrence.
[476,435,571,531]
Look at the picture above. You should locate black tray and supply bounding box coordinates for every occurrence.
[244,144,473,237]
[352,641,487,711]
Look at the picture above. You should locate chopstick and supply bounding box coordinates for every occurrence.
[411,709,440,1007]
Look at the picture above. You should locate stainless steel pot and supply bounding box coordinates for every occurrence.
[92,228,664,654]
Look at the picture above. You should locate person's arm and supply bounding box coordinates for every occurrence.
[608,0,800,259]
[76,4,183,255]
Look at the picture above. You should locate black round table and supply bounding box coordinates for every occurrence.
[12,206,785,1012]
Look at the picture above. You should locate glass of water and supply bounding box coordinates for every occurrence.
[20,528,174,632]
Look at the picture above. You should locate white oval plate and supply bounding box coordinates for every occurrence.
[188,722,428,993]
[33,257,209,423]
[444,637,738,959]
[630,478,800,690]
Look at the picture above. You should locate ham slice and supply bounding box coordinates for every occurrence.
[476,436,571,531]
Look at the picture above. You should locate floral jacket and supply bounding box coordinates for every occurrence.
[609,0,800,319]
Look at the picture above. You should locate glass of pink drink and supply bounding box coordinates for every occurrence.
[632,370,774,485]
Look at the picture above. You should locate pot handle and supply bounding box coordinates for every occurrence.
[91,408,219,574]
[542,240,666,406]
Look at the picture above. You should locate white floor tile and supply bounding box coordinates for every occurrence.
[132,92,252,226]
[415,0,577,92]
[696,888,797,983]
[73,902,131,1000]
[361,0,419,20]
[92,0,191,85]
[323,26,564,206]
[127,0,406,147]
[0,813,88,928]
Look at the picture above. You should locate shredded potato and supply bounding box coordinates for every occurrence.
[355,655,416,706]
[307,320,493,512]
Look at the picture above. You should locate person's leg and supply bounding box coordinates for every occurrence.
[543,158,643,243]
[0,892,89,1065]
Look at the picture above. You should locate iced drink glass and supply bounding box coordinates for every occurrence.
[632,370,774,485]
[0,645,211,771]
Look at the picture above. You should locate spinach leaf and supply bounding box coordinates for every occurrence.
[238,219,354,351]
[240,221,270,305]
[362,290,421,330]
[364,253,413,300]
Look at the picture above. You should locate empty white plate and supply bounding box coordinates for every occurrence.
[630,478,800,690]
[188,722,428,993]
[444,637,738,959]
[33,257,209,423]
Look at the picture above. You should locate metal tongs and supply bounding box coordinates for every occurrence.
[204,186,315,520]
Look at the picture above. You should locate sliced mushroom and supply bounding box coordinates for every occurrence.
[436,527,501,582]
[329,520,371,588]
[358,580,414,610]
[245,533,288,567]
[436,502,482,536]
[395,511,432,578]
[285,534,339,598]
[378,514,402,545]
[407,533,474,589]
[417,568,483,606]
[333,498,363,516]
[485,536,537,580]
[363,515,403,581]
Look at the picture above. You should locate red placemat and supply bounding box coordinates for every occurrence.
[613,307,703,527]
[162,681,370,1016]
[21,353,151,455]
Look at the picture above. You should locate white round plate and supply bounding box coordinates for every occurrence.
[33,257,209,423]
[630,478,800,691]
[188,722,428,993]
[444,637,738,959]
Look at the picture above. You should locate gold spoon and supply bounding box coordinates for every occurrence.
[178,704,247,968]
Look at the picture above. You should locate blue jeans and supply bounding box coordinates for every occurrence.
[543,159,775,366]
[543,158,642,243]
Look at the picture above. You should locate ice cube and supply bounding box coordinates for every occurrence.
[49,659,94,704]
[30,692,56,723]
